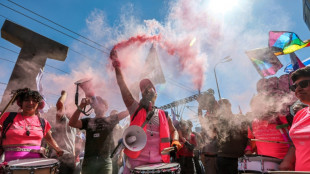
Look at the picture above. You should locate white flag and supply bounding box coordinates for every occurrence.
[140,44,166,85]
[36,68,49,113]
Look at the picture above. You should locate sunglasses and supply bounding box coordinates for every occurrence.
[290,80,310,92]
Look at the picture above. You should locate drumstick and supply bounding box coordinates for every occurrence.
[251,139,293,145]
[161,147,175,155]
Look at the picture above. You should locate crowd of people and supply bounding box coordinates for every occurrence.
[0,48,310,174]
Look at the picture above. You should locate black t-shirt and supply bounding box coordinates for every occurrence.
[216,114,249,158]
[81,115,119,158]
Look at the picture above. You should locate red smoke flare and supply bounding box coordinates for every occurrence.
[112,34,205,90]
[113,35,161,50]
[160,40,204,90]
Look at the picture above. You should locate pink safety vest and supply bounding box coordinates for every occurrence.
[124,108,171,163]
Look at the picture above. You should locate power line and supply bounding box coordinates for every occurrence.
[0,56,65,74]
[0,3,110,55]
[0,46,70,74]
[186,106,198,115]
[0,3,198,97]
[45,64,69,74]
[0,57,15,63]
[0,81,60,97]
[7,0,111,52]
[69,48,106,66]
[0,57,54,75]
[167,79,196,94]
[167,77,197,92]
[0,45,19,54]
[0,4,198,94]
[0,17,107,66]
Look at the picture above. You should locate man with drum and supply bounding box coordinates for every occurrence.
[110,49,182,174]
[215,99,248,174]
[245,77,294,160]
[197,93,219,174]
[176,120,197,174]
[245,94,292,160]
[279,66,310,171]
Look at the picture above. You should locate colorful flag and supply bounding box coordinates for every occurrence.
[269,31,310,55]
[171,108,179,128]
[284,57,310,73]
[290,52,305,71]
[246,47,283,77]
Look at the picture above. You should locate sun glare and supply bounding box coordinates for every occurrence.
[208,0,239,14]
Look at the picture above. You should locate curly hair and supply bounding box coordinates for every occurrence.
[11,88,43,107]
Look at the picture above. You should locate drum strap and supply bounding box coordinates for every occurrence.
[5,147,39,152]
[4,147,47,158]
[1,112,18,139]
[140,109,156,128]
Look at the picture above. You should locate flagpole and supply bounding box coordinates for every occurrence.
[214,56,232,100]
[214,65,221,100]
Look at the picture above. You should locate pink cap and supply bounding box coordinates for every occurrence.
[139,79,156,93]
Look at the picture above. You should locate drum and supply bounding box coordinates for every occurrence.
[238,155,282,173]
[132,163,180,174]
[267,171,310,174]
[4,158,59,174]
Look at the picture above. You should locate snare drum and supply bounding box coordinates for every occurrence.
[238,155,282,173]
[132,163,180,174]
[4,158,59,174]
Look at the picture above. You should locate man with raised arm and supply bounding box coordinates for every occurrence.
[110,49,181,174]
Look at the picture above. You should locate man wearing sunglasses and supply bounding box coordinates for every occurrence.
[279,66,310,171]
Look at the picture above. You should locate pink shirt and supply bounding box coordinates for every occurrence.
[248,116,290,159]
[289,107,310,171]
[124,124,162,174]
[0,112,51,146]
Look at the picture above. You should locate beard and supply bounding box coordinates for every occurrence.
[139,91,156,110]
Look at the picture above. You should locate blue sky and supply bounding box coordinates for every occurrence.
[0,0,309,127]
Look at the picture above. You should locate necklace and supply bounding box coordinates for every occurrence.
[21,114,31,136]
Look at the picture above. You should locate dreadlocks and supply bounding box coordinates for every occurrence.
[11,88,43,106]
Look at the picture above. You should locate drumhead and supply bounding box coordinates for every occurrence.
[267,171,310,174]
[7,158,59,169]
[134,163,179,170]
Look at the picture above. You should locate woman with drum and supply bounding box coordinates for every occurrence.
[110,49,182,174]
[0,88,64,162]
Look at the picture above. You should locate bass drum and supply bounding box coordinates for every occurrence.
[238,155,282,173]
[4,158,59,174]
[131,163,180,174]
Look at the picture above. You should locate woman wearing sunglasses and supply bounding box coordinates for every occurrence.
[279,66,310,171]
